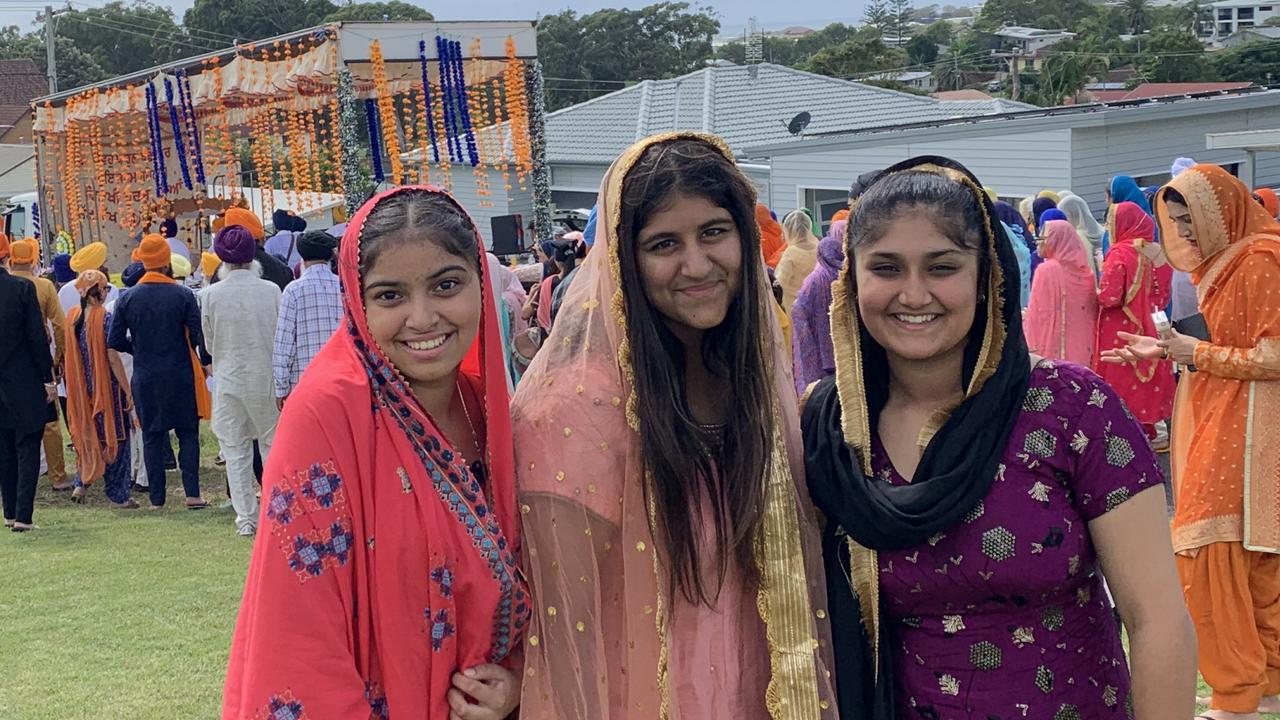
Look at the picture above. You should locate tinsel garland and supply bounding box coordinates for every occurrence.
[164,78,193,191]
[436,35,462,163]
[177,70,206,186]
[526,60,552,245]
[365,98,385,183]
[145,82,168,196]
[418,40,440,163]
[336,68,369,215]
[449,39,480,168]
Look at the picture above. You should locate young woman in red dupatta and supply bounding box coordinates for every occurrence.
[1092,201,1176,431]
[223,186,529,720]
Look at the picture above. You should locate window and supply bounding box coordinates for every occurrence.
[1239,7,1255,19]
[803,188,850,235]
[1220,21,1235,33]
[1220,8,1234,18]
[1240,20,1256,27]
[1263,6,1274,10]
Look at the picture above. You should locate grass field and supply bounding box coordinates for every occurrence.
[0,426,251,720]
[0,427,1271,719]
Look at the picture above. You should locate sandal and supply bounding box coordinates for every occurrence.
[11,523,38,532]
[70,486,85,504]
[110,499,140,510]
[185,499,210,510]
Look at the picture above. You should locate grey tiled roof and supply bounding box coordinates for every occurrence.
[546,63,1035,163]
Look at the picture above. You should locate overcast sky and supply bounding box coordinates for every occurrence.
[0,0,871,39]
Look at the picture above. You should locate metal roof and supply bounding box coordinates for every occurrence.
[546,63,1036,164]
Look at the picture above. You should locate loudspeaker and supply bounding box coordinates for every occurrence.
[491,214,525,255]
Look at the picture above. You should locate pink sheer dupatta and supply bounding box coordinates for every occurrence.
[1024,219,1099,365]
[512,133,837,719]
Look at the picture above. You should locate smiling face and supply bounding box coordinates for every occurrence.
[633,192,743,346]
[362,234,483,394]
[854,212,982,365]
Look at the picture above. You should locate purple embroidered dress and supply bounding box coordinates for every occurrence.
[873,361,1161,719]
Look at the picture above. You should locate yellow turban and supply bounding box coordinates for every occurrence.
[138,234,171,270]
[983,187,999,203]
[1037,190,1061,203]
[201,251,222,279]
[70,241,108,273]
[171,253,192,278]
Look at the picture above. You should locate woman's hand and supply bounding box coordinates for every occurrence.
[1157,329,1199,365]
[1100,332,1164,364]
[448,664,519,720]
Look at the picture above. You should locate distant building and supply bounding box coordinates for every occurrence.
[1084,82,1256,103]
[1221,24,1280,46]
[0,59,48,145]
[996,26,1076,72]
[1212,0,1280,42]
[863,70,938,92]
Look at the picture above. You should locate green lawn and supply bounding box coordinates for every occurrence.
[0,428,1274,719]
[0,425,251,720]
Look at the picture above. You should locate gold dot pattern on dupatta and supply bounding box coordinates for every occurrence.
[636,541,646,552]
[528,634,539,646]
[563,427,573,437]
[520,504,531,514]
[587,483,598,493]
[611,396,621,407]
[576,621,586,632]
[555,471,565,482]
[575,385,584,394]
[546,606,557,617]
[816,609,827,619]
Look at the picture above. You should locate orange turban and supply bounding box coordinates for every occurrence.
[831,209,850,223]
[201,251,222,279]
[1256,187,1279,217]
[223,208,264,241]
[138,233,171,270]
[9,238,38,265]
[0,232,11,260]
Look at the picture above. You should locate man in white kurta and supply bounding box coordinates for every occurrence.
[201,227,282,537]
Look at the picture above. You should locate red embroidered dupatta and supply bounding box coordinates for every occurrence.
[222,186,528,720]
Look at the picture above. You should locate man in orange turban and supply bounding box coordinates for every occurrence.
[108,232,209,509]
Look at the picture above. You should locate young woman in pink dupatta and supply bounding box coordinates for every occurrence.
[512,133,836,719]
[1024,219,1099,365]
[222,187,529,720]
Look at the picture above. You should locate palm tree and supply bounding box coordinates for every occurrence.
[933,36,986,91]
[1125,0,1154,34]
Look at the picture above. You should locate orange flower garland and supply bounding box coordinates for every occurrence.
[410,86,430,185]
[369,40,404,185]
[88,92,107,224]
[503,37,532,190]
[65,98,85,241]
[284,101,306,210]
[430,71,453,192]
[467,39,493,208]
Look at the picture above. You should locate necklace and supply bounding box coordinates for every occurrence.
[456,383,485,466]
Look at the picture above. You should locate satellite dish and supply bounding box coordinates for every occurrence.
[787,111,812,136]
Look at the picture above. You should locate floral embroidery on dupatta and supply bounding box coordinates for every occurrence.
[250,691,309,720]
[365,683,389,719]
[266,460,355,583]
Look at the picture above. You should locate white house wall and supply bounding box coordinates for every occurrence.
[424,166,530,250]
[769,129,1073,211]
[1070,104,1280,209]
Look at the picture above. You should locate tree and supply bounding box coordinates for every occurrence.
[889,0,914,43]
[1137,28,1215,81]
[184,0,337,45]
[906,34,940,65]
[1023,41,1107,105]
[52,1,188,77]
[323,1,433,22]
[536,3,719,111]
[1123,0,1154,34]
[932,32,988,90]
[806,35,907,78]
[863,0,894,37]
[976,0,1098,31]
[1213,41,1280,82]
[0,26,107,92]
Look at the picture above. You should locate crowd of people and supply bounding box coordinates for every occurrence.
[4,134,1280,720]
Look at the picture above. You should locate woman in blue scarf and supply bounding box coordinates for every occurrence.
[1109,175,1152,214]
[994,200,1034,307]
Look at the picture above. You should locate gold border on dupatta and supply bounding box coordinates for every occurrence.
[827,161,1008,681]
[606,131,824,719]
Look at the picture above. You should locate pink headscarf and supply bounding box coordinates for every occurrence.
[1024,220,1099,365]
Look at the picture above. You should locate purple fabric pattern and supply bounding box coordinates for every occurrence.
[790,220,847,395]
[874,361,1161,719]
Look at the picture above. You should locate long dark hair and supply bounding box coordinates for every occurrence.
[616,137,772,605]
[75,284,106,335]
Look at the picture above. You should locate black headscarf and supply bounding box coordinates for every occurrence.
[802,156,1031,719]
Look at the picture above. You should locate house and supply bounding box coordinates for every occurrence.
[862,70,938,92]
[1221,25,1280,46]
[531,62,1036,214]
[1084,81,1256,102]
[0,59,48,144]
[1212,0,1280,42]
[996,26,1076,71]
[744,86,1280,226]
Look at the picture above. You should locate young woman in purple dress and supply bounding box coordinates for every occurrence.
[802,156,1196,719]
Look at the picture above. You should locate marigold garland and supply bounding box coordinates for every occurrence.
[503,36,532,190]
[468,40,493,207]
[88,91,107,224]
[369,40,404,184]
